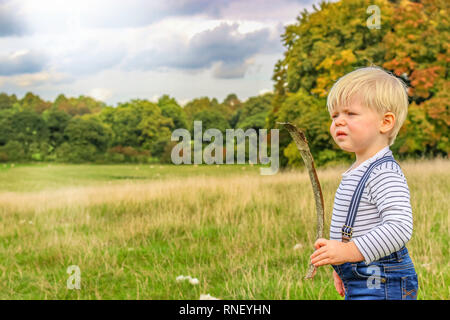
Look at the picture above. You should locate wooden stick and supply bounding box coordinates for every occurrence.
[277,122,325,280]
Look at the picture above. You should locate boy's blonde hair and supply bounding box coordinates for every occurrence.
[326,66,409,146]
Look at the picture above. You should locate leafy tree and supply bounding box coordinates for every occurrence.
[183,97,219,123]
[100,99,173,158]
[222,93,241,109]
[64,117,110,153]
[0,110,48,156]
[381,0,449,156]
[236,93,273,130]
[191,109,230,135]
[42,108,72,148]
[222,94,244,128]
[99,104,143,147]
[0,93,18,110]
[270,0,449,166]
[0,141,25,162]
[137,101,173,157]
[158,94,189,130]
[55,142,98,163]
[0,109,14,146]
[217,93,243,125]
[20,92,52,113]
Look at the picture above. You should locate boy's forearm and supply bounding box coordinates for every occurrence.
[311,239,365,266]
[344,241,364,263]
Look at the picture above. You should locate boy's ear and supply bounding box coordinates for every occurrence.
[380,112,395,134]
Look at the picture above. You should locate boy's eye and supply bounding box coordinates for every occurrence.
[332,112,356,119]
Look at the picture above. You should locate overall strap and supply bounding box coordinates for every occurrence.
[341,155,399,243]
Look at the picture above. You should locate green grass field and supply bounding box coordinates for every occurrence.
[0,159,448,299]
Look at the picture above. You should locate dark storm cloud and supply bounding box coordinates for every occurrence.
[0,1,27,36]
[125,22,283,78]
[56,44,127,76]
[72,0,316,29]
[0,51,47,76]
[162,0,315,18]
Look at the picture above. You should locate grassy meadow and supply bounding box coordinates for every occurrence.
[0,159,448,299]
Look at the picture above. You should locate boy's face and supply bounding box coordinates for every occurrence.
[329,96,384,154]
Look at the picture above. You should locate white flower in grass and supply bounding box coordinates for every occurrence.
[200,294,220,300]
[293,243,303,250]
[176,275,198,284]
[176,275,186,282]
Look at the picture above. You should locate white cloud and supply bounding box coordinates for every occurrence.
[0,0,321,104]
[89,88,113,102]
[259,88,273,95]
[9,70,72,87]
[150,94,160,103]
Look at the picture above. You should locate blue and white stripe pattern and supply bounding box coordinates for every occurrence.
[329,146,413,263]
[341,155,398,242]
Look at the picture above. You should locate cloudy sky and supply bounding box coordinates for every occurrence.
[0,0,320,106]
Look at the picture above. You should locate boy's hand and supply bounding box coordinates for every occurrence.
[332,270,345,297]
[310,238,364,267]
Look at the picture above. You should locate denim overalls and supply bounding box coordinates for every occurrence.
[332,156,419,300]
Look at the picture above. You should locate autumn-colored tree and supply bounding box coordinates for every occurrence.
[270,0,449,167]
[53,94,106,116]
[382,0,449,155]
[20,92,52,113]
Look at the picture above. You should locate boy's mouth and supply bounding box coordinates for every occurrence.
[336,131,347,137]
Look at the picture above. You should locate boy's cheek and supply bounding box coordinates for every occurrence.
[329,125,335,137]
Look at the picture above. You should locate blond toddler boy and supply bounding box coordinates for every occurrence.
[310,66,418,300]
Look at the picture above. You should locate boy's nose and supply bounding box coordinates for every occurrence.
[334,116,346,126]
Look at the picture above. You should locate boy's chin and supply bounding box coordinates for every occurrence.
[336,142,354,153]
[341,146,358,153]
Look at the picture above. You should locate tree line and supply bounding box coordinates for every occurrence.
[0,0,447,167]
[0,92,273,164]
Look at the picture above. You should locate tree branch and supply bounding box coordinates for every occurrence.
[278,122,325,280]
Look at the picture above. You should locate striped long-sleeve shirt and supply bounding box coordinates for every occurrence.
[329,146,413,263]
